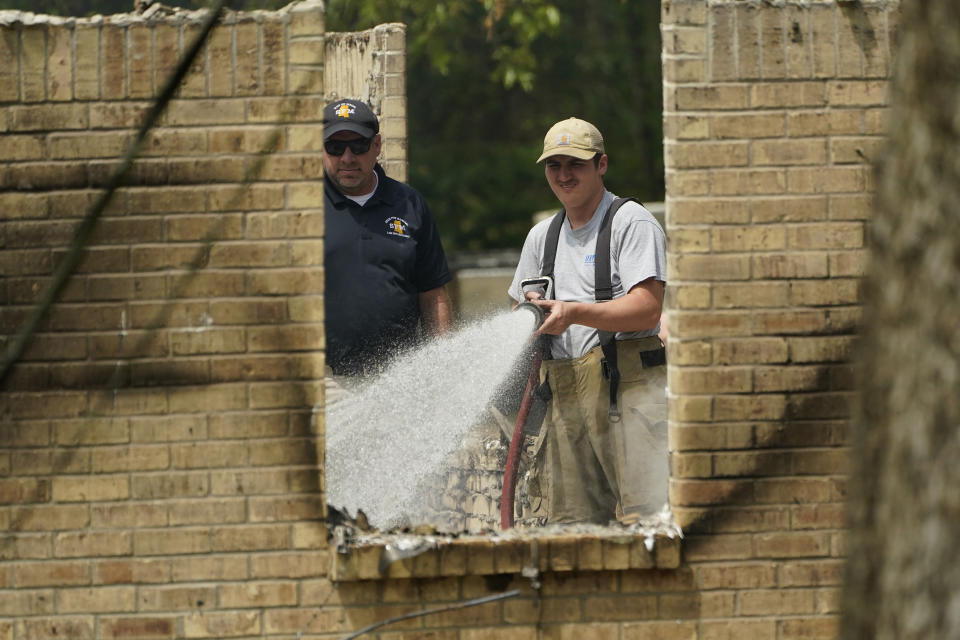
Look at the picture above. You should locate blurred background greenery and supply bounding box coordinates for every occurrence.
[1,0,663,252]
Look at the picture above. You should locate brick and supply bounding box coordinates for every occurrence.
[20,25,45,102]
[14,561,90,588]
[0,28,19,100]
[208,183,285,211]
[18,617,93,640]
[714,338,788,365]
[789,223,863,250]
[169,328,246,356]
[101,24,126,99]
[170,556,248,582]
[664,26,706,56]
[791,278,860,306]
[829,194,872,221]
[250,551,328,579]
[93,559,170,585]
[788,109,863,136]
[207,26,233,98]
[220,581,298,608]
[708,4,736,81]
[668,396,713,422]
[779,559,845,586]
[169,498,246,526]
[212,524,289,552]
[135,528,211,555]
[666,141,749,169]
[788,392,854,420]
[754,365,831,392]
[750,82,826,108]
[669,255,751,281]
[736,3,761,79]
[810,3,837,78]
[830,135,884,164]
[171,441,249,469]
[712,226,787,252]
[139,585,218,612]
[752,197,827,223]
[671,199,750,224]
[673,85,749,111]
[665,56,707,84]
[8,505,89,531]
[759,9,786,78]
[0,134,44,160]
[671,284,712,309]
[827,80,888,106]
[713,394,787,421]
[788,336,855,363]
[756,531,832,558]
[185,610,263,638]
[131,472,209,500]
[712,169,786,196]
[785,5,812,79]
[752,253,828,279]
[754,139,827,166]
[755,478,832,504]
[668,339,712,365]
[682,533,753,561]
[622,621,697,640]
[128,24,153,98]
[670,367,752,395]
[52,476,129,502]
[791,502,847,529]
[91,445,169,473]
[261,19,286,95]
[165,99,246,126]
[246,211,325,238]
[697,562,777,589]
[702,620,777,640]
[779,617,840,640]
[99,616,177,639]
[671,311,751,338]
[55,531,132,558]
[170,272,246,298]
[178,22,207,98]
[740,589,815,616]
[665,170,710,196]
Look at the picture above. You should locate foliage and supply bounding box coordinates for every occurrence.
[327,0,664,251]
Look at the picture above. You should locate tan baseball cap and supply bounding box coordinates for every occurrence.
[536,117,605,163]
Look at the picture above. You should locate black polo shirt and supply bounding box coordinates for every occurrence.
[324,164,452,375]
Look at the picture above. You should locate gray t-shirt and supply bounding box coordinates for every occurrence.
[508,190,666,359]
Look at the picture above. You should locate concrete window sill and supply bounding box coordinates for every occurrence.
[329,524,683,581]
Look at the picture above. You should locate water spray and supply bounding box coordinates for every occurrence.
[501,279,551,530]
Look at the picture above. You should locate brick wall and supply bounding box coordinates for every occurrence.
[1,0,898,637]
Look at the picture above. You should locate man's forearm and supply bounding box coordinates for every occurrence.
[419,285,453,335]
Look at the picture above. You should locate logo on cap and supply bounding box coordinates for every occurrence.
[335,103,354,118]
[557,133,572,146]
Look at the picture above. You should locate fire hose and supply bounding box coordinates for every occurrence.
[501,300,546,530]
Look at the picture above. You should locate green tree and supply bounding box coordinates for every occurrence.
[327,0,663,251]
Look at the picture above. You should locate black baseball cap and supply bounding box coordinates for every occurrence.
[323,99,379,140]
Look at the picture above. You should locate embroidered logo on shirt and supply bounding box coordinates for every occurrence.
[385,217,411,238]
[584,254,595,264]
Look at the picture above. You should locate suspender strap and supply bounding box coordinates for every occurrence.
[540,209,566,288]
[596,197,640,422]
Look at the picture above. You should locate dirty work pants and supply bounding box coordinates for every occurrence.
[530,336,668,524]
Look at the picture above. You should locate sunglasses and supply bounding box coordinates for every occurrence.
[324,137,373,156]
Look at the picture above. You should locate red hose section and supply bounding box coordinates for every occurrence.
[500,349,542,530]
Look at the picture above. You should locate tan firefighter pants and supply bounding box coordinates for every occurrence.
[527,336,668,524]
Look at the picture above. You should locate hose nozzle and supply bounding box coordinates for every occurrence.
[513,301,545,330]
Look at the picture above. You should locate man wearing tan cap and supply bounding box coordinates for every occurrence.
[507,117,667,526]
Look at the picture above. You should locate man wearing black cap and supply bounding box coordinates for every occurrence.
[322,98,453,379]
